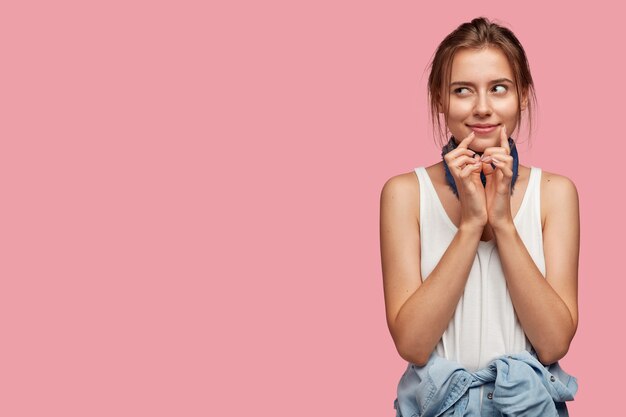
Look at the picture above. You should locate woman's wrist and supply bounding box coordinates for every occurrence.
[458,222,485,239]
[491,221,516,237]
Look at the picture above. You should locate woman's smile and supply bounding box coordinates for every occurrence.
[467,123,500,135]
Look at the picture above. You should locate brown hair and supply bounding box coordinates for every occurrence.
[427,17,537,147]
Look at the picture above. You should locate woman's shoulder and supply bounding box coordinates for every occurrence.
[538,168,579,198]
[380,162,448,210]
[381,169,420,199]
[380,169,422,221]
[538,168,580,225]
[380,162,442,195]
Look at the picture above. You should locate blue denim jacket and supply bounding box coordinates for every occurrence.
[393,350,578,417]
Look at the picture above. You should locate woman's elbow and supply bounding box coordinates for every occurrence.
[400,352,428,367]
[536,342,570,365]
[390,324,434,367]
[396,341,431,367]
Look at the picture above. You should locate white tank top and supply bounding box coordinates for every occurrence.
[414,166,546,371]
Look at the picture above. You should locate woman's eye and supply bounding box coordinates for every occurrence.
[453,87,471,95]
[493,85,507,93]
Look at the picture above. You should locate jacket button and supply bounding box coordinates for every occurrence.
[550,375,556,382]
[487,392,493,400]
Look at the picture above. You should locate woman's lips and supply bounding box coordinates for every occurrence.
[468,124,499,134]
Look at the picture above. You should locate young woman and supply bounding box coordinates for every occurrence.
[380,17,579,416]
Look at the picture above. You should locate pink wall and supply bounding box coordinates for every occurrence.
[1,1,620,415]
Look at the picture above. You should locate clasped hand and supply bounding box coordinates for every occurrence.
[443,125,514,232]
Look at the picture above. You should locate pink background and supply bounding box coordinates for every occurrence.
[1,1,621,416]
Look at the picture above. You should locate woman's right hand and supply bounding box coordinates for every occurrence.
[443,131,488,231]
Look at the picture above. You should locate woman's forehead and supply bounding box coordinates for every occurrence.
[450,47,515,81]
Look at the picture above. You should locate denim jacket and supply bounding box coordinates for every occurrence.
[393,350,578,417]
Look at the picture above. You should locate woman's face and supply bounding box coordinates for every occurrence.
[443,47,526,153]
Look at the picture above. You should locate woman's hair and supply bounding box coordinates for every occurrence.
[427,17,537,146]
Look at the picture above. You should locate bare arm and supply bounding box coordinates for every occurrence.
[381,132,489,365]
[492,173,579,365]
[380,174,483,366]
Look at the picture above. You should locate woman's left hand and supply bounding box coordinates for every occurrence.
[480,125,515,230]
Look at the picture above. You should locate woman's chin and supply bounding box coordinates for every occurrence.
[468,137,500,152]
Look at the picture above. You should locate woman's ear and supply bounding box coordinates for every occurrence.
[520,90,529,111]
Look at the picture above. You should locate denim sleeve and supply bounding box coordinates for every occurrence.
[393,350,578,417]
[488,352,577,415]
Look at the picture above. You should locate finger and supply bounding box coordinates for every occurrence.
[460,158,483,178]
[449,154,481,171]
[456,131,476,149]
[481,160,495,176]
[444,148,476,164]
[491,154,513,167]
[480,154,508,164]
[481,146,509,155]
[480,147,508,160]
[492,158,513,178]
[500,125,510,155]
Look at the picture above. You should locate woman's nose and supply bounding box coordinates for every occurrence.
[473,93,492,116]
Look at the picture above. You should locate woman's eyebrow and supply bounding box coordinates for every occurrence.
[450,78,514,86]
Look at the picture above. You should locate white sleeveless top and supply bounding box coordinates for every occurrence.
[413,166,546,371]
